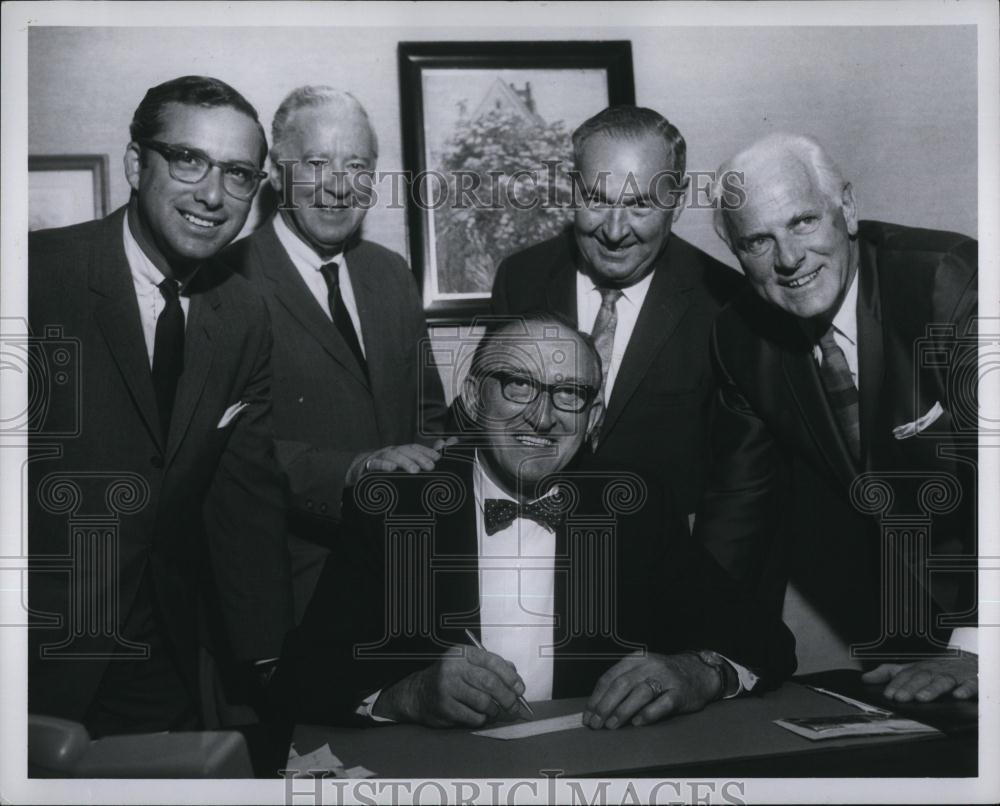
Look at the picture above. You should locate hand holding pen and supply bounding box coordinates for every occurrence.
[465,628,535,719]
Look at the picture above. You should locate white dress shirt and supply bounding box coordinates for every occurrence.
[122,215,190,366]
[272,213,366,357]
[473,453,558,701]
[812,268,859,384]
[576,269,655,398]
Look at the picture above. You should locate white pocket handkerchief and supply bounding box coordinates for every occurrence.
[892,401,944,440]
[217,401,249,429]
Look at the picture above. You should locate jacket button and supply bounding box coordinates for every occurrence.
[305,499,313,510]
[320,503,328,513]
[150,456,164,469]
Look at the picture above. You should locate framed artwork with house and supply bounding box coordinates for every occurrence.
[398,41,635,322]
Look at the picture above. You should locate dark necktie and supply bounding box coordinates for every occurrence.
[319,261,367,375]
[588,287,623,450]
[817,326,861,464]
[151,278,184,440]
[484,496,566,536]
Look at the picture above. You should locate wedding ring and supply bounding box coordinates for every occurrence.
[643,677,663,697]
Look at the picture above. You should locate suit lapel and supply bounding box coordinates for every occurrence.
[255,220,369,389]
[347,248,396,438]
[855,243,884,470]
[433,456,482,643]
[781,327,859,489]
[165,281,220,465]
[89,209,163,450]
[602,243,692,438]
[544,241,578,325]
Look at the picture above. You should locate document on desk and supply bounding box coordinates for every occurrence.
[774,714,939,741]
[473,712,585,740]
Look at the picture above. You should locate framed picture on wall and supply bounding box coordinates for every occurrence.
[28,154,110,232]
[399,41,635,322]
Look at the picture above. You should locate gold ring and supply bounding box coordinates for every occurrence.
[644,677,663,697]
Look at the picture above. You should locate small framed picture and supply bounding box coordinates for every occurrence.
[29,154,110,232]
[399,41,635,322]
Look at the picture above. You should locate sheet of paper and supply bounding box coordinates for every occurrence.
[774,714,939,741]
[284,743,345,773]
[473,712,585,740]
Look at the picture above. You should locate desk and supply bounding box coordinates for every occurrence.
[292,675,977,778]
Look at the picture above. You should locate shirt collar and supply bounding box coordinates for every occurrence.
[273,211,349,273]
[830,267,859,346]
[578,265,656,306]
[122,213,198,294]
[123,214,169,291]
[473,450,561,512]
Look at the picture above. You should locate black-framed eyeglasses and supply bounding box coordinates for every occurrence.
[484,370,599,413]
[135,138,267,201]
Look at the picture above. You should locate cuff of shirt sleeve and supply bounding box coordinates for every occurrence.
[354,690,396,723]
[717,653,760,698]
[948,627,978,656]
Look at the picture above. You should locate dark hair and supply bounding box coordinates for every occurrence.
[129,75,267,164]
[572,105,686,177]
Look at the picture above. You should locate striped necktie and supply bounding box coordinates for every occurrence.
[817,326,861,464]
[588,287,622,450]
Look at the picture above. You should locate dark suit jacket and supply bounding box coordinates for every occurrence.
[491,228,743,517]
[695,220,978,663]
[221,219,448,618]
[278,451,795,725]
[28,207,293,723]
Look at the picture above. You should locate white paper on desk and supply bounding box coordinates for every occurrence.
[284,743,345,773]
[473,712,585,740]
[774,714,939,741]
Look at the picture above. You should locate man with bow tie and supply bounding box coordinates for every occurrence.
[278,314,792,729]
[698,133,978,702]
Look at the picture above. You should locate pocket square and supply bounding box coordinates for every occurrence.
[892,401,944,440]
[217,401,249,429]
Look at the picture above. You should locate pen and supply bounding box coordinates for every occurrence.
[464,628,535,717]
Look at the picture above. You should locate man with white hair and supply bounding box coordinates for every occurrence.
[222,86,449,620]
[697,133,978,702]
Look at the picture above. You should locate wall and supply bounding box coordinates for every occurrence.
[28,24,978,273]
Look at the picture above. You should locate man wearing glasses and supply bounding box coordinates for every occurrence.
[277,314,789,729]
[28,75,292,739]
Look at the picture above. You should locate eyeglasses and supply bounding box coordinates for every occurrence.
[484,370,599,413]
[135,138,267,201]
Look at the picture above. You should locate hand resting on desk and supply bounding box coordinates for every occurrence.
[583,651,732,730]
[371,645,531,727]
[861,653,977,703]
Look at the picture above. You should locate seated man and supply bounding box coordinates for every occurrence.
[278,314,793,729]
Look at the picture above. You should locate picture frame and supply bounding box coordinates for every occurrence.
[399,41,635,322]
[28,154,110,232]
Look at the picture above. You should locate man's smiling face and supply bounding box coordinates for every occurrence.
[466,320,601,498]
[725,154,859,321]
[126,102,263,271]
[573,132,682,287]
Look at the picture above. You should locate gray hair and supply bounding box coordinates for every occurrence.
[572,106,686,177]
[270,85,379,161]
[711,133,849,250]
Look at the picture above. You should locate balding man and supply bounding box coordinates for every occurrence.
[697,133,978,702]
[222,86,449,619]
[278,314,788,729]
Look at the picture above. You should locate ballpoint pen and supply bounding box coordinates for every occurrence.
[464,628,535,717]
